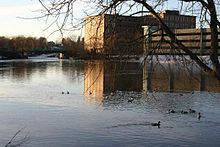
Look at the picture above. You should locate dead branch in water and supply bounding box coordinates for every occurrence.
[5,127,29,147]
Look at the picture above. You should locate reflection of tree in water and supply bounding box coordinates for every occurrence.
[0,62,33,81]
[60,60,84,82]
[0,60,85,84]
[0,61,49,81]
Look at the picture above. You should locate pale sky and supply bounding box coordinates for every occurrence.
[0,0,84,41]
[0,0,179,41]
[0,1,50,39]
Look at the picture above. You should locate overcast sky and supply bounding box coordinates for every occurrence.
[0,0,179,41]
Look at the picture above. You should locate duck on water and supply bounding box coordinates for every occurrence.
[189,109,196,113]
[151,121,161,127]
[197,112,201,119]
[128,97,134,103]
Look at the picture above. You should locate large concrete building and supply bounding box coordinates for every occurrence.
[84,10,196,55]
[84,14,147,55]
[159,10,196,31]
[147,28,220,55]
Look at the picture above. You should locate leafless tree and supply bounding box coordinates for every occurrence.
[37,0,220,80]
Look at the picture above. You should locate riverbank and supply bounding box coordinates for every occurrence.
[0,53,28,60]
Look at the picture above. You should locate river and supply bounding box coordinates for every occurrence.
[0,58,220,146]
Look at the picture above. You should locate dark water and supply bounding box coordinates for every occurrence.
[0,58,220,146]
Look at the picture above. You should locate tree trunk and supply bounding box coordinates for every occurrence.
[134,0,213,74]
[208,0,220,79]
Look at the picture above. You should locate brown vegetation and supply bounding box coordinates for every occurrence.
[0,36,47,54]
[0,36,84,58]
[62,37,84,57]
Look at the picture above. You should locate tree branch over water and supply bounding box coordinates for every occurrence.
[37,0,220,80]
[5,127,29,147]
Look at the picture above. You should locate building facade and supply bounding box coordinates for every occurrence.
[84,14,146,55]
[148,28,220,55]
[84,10,196,55]
[159,10,196,31]
[84,15,105,53]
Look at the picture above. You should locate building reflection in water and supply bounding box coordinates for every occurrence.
[84,60,143,104]
[143,60,220,93]
[84,60,220,104]
[84,60,104,104]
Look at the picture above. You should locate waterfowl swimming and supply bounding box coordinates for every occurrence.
[168,109,175,113]
[151,121,160,127]
[197,112,201,119]
[128,98,134,103]
[61,91,64,94]
[181,110,188,114]
[67,91,70,94]
[110,92,114,96]
[189,109,196,113]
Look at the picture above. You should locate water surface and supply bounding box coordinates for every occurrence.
[0,59,220,146]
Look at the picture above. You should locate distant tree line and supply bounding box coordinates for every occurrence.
[0,36,47,54]
[62,37,84,57]
[0,36,84,58]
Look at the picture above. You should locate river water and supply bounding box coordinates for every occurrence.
[0,58,220,146]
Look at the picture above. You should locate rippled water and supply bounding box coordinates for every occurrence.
[0,59,220,146]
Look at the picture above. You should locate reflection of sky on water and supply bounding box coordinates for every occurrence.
[1,58,220,106]
[0,59,84,107]
[0,59,220,146]
[1,58,220,107]
[0,91,220,146]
